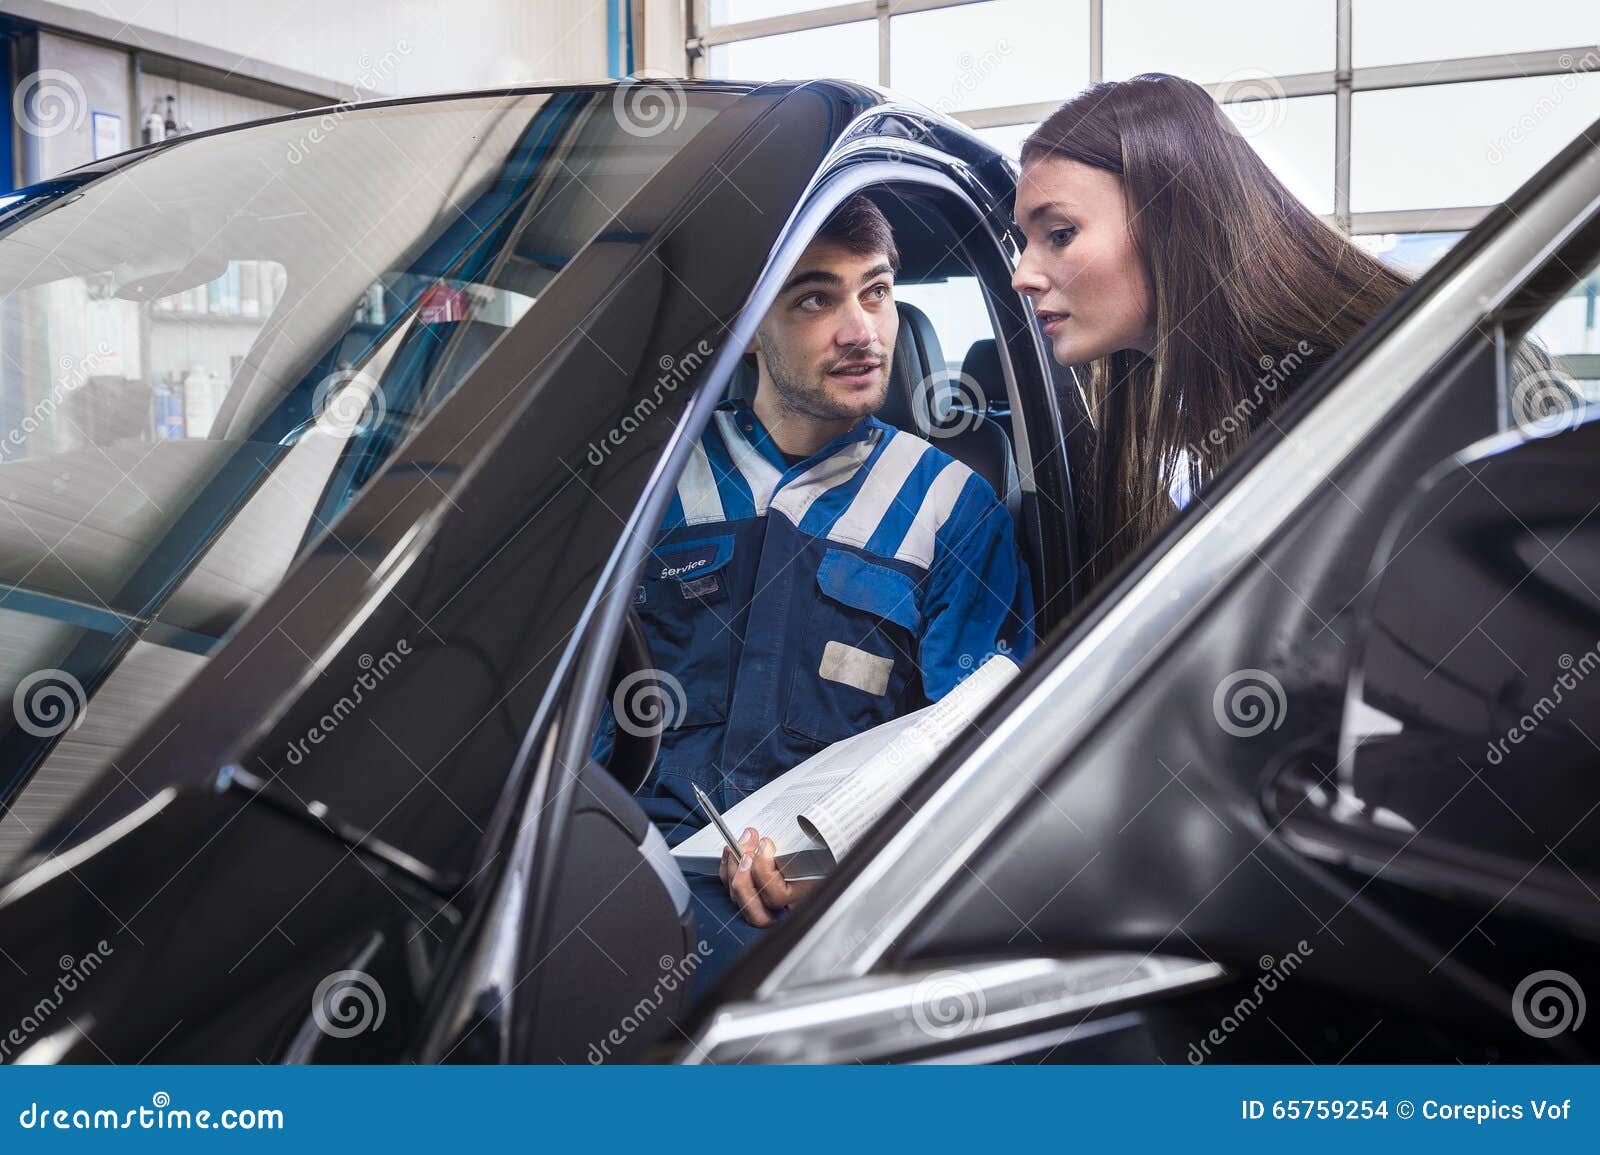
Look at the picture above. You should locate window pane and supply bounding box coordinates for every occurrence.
[973,121,1040,160]
[0,89,731,838]
[890,0,1090,113]
[1534,270,1600,359]
[1354,0,1598,67]
[707,21,876,84]
[895,277,995,373]
[1104,0,1333,83]
[707,21,879,85]
[1352,231,1467,276]
[1352,74,1600,212]
[709,0,850,24]
[1529,264,1600,407]
[1223,93,1334,216]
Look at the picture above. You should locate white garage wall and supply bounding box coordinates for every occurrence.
[689,0,1600,246]
[37,0,610,96]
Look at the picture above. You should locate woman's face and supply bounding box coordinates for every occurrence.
[1011,155,1155,365]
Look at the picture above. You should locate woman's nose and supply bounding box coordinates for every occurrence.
[1011,253,1046,297]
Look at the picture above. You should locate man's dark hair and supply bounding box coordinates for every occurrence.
[817,193,900,273]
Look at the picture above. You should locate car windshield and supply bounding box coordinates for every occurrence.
[0,86,733,861]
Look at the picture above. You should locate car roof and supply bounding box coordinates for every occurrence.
[58,78,899,181]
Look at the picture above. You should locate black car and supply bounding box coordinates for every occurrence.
[0,78,1595,1065]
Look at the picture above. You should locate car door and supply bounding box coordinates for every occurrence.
[0,79,854,1063]
[674,114,1600,1064]
[418,101,1106,1062]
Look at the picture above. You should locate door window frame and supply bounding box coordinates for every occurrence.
[696,107,1600,1050]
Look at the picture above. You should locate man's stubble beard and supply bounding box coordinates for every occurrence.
[760,336,890,423]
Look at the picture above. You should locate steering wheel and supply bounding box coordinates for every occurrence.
[602,607,661,794]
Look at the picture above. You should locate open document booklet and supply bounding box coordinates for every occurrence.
[672,653,1020,880]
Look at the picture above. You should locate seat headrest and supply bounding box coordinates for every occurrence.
[729,354,758,402]
[960,338,1009,411]
[882,300,948,436]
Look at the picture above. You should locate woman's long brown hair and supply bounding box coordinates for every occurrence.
[1021,74,1411,584]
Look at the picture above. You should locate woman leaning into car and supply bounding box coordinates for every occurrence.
[1010,72,1411,584]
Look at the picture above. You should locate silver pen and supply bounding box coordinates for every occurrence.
[691,783,748,860]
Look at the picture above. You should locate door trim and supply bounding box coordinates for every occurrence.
[754,132,1600,996]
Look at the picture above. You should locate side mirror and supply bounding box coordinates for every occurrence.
[1332,418,1600,868]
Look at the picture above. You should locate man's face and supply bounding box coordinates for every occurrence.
[752,238,899,423]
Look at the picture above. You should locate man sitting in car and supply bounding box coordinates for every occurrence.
[609,194,1033,939]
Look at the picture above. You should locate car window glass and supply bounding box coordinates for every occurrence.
[0,88,733,864]
[1506,258,1600,435]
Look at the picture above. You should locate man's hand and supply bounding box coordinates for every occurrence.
[720,827,815,927]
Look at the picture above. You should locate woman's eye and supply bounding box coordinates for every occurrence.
[1049,226,1077,248]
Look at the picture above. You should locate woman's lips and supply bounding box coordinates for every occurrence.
[1037,312,1069,336]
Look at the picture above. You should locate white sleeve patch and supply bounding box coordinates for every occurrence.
[818,640,894,695]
